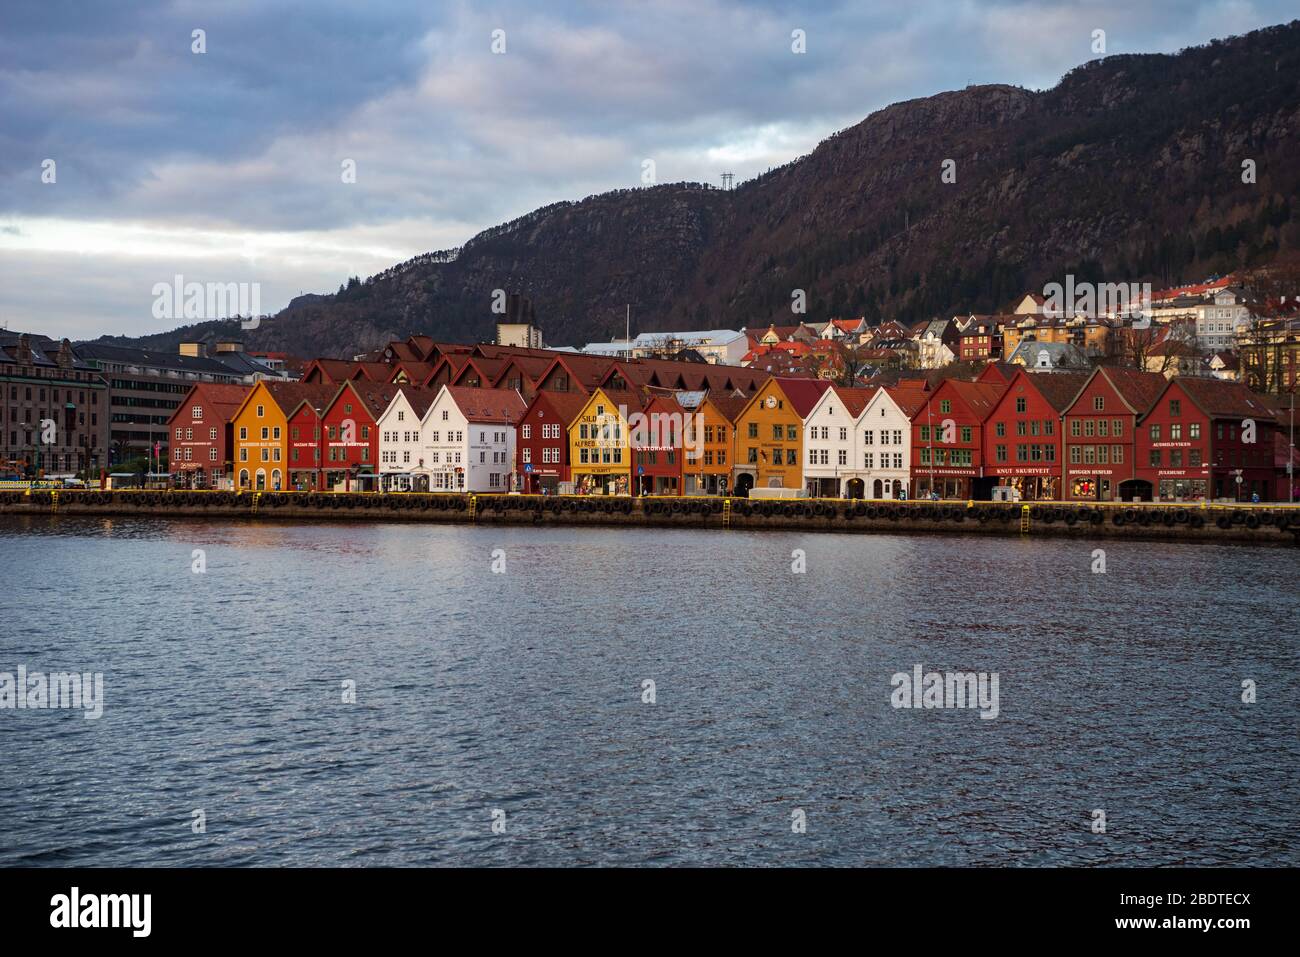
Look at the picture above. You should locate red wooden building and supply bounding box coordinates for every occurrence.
[167,383,250,489]
[634,394,688,496]
[320,381,405,491]
[516,390,588,494]
[911,379,1005,499]
[286,396,326,490]
[982,370,1089,500]
[1060,367,1166,502]
[1136,377,1277,502]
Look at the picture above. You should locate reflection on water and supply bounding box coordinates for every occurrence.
[1,516,1297,866]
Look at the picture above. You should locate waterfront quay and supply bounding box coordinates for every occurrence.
[4,488,1298,544]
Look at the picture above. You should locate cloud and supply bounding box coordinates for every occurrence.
[0,0,1294,336]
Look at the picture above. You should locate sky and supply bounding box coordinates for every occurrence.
[1,0,1293,341]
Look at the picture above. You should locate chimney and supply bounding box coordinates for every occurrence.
[57,338,74,369]
[17,334,31,365]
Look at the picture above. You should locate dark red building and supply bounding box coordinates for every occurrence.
[167,383,250,489]
[982,369,1089,500]
[320,381,406,491]
[286,397,325,490]
[1136,377,1277,502]
[1060,367,1166,502]
[911,379,1006,499]
[516,390,588,494]
[634,394,687,496]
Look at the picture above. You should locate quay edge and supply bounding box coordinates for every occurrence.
[2,489,1300,544]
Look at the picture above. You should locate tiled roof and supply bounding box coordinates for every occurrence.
[832,385,878,418]
[1098,367,1169,413]
[1021,370,1093,412]
[776,377,833,417]
[884,385,931,419]
[1173,377,1277,420]
[445,386,528,424]
[529,389,591,427]
[707,394,750,423]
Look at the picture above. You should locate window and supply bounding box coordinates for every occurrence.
[1189,449,1201,467]
[1112,419,1123,437]
[1070,420,1081,437]
[1149,449,1161,467]
[239,427,247,440]
[1169,400,1181,416]
[996,444,1007,463]
[1170,424,1182,441]
[773,425,782,440]
[256,405,264,417]
[1112,446,1123,464]
[1189,423,1201,440]
[192,405,203,419]
[939,400,951,414]
[748,422,758,438]
[1169,450,1183,467]
[1015,397,1026,413]
[996,422,1006,437]
[960,427,972,443]
[1149,424,1160,441]
[864,430,874,445]
[522,424,531,439]
[1093,396,1104,411]
[787,425,798,441]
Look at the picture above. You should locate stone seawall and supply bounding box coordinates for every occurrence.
[3,489,1298,544]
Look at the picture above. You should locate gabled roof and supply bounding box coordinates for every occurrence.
[1161,377,1277,421]
[490,354,554,387]
[301,358,357,384]
[388,361,435,384]
[450,356,507,384]
[830,385,878,418]
[328,380,406,421]
[1091,366,1169,414]
[442,386,528,425]
[882,384,930,419]
[167,383,251,427]
[376,384,441,423]
[928,379,1005,420]
[536,353,615,392]
[523,389,591,427]
[241,381,339,422]
[1014,370,1093,413]
[420,353,473,386]
[775,377,833,417]
[705,393,750,423]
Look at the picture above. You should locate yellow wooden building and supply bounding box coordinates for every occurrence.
[731,378,830,495]
[230,381,336,491]
[567,388,645,494]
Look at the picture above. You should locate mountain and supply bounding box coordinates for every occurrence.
[89,20,1300,357]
